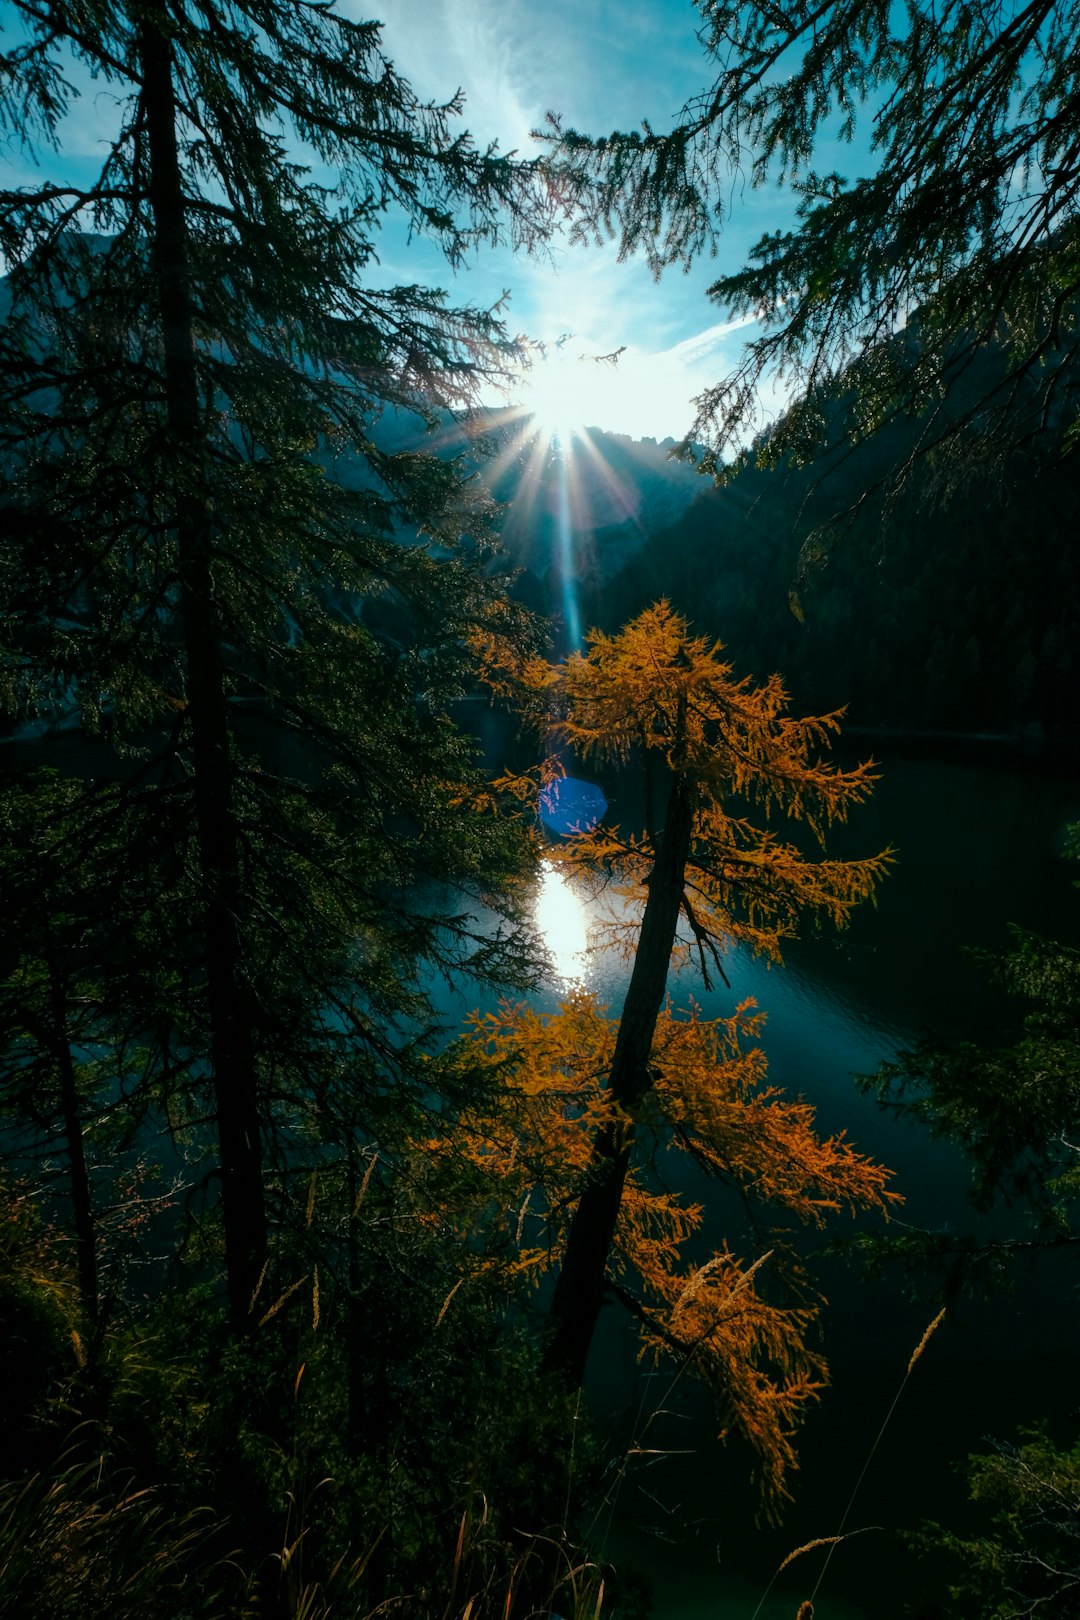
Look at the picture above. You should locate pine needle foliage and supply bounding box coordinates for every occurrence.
[0,0,554,1322]
[854,835,1080,1290]
[439,989,897,1514]
[546,0,1080,487]
[911,1429,1080,1620]
[513,601,892,970]
[439,989,897,1515]
[479,603,896,1503]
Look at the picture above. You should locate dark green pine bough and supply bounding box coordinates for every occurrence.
[0,1,552,1330]
[552,0,1080,493]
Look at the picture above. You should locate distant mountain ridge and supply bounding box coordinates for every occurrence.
[369,406,704,641]
[485,419,702,622]
[1,239,704,680]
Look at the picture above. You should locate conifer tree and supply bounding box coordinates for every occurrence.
[551,0,1080,482]
[481,603,893,1419]
[0,2,551,1326]
[440,988,897,1511]
[858,832,1080,1287]
[854,844,1080,1615]
[0,766,194,1327]
[0,776,107,1324]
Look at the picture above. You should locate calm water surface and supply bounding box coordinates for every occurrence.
[471,752,1080,1620]
[12,725,1078,1617]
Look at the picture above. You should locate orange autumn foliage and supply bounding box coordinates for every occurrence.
[458,602,897,1512]
[501,599,893,972]
[438,990,899,1513]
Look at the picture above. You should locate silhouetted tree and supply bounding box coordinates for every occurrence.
[551,0,1080,486]
[481,603,891,1413]
[0,0,551,1326]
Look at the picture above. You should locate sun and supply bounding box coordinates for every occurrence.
[514,349,583,445]
[513,346,627,446]
[479,344,645,655]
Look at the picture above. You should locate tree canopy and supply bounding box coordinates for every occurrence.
[523,600,891,970]
[856,843,1080,1618]
[0,4,589,1603]
[441,987,897,1514]
[857,830,1080,1291]
[474,603,895,1510]
[0,0,551,1324]
[551,0,1080,482]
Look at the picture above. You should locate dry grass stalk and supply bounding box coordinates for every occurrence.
[671,1247,773,1320]
[671,1254,726,1317]
[514,1190,530,1245]
[440,1508,469,1620]
[436,1276,465,1328]
[778,1535,843,1572]
[907,1306,946,1374]
[353,1149,379,1216]
[258,1272,307,1327]
[247,1258,269,1314]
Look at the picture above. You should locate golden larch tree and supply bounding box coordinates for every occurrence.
[462,600,897,1510]
[440,989,898,1512]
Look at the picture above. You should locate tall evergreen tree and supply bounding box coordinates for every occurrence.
[858,847,1080,1287]
[0,2,551,1326]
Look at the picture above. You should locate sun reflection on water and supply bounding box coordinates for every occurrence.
[534,859,590,986]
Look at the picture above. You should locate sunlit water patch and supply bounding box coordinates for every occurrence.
[534,859,591,986]
[410,752,1080,1620]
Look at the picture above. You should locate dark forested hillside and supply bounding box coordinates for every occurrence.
[431,414,703,635]
[592,368,1080,739]
[308,408,702,653]
[490,422,700,580]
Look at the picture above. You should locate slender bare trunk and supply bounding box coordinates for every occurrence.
[346,1145,390,1603]
[43,930,98,1322]
[544,768,694,1385]
[140,21,266,1329]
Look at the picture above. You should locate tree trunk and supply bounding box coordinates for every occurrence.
[140,22,266,1330]
[43,931,98,1323]
[345,1145,391,1604]
[544,767,695,1386]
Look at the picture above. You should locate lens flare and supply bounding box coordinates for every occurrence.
[482,348,645,656]
[552,451,582,653]
[538,776,608,836]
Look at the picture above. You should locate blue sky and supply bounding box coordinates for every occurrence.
[373,0,798,439]
[0,0,870,441]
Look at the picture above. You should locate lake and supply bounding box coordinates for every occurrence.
[452,745,1080,1620]
[8,720,1078,1616]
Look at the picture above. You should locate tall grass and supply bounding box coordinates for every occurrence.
[0,1438,610,1620]
[0,1444,245,1620]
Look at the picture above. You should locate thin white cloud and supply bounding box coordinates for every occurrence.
[360,0,789,444]
[368,0,544,154]
[665,312,761,363]
[368,0,710,158]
